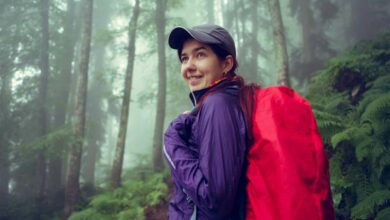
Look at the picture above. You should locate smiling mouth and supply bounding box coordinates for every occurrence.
[188,75,203,85]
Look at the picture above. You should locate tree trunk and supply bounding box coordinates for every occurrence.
[85,140,97,185]
[36,0,50,202]
[237,1,246,61]
[47,0,76,196]
[63,0,93,218]
[0,73,11,209]
[299,0,314,66]
[268,0,291,87]
[250,0,259,82]
[152,0,167,172]
[233,0,241,55]
[349,0,370,43]
[84,0,113,188]
[207,0,215,24]
[111,0,140,188]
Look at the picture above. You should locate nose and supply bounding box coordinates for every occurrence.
[181,57,196,76]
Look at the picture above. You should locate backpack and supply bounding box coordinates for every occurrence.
[245,86,334,220]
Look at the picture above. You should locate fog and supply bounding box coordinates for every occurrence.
[0,0,389,219]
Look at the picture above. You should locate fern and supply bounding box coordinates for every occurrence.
[378,150,390,179]
[331,126,359,149]
[313,108,346,143]
[90,194,123,215]
[375,207,390,220]
[355,139,376,162]
[69,171,169,219]
[352,165,375,202]
[351,190,390,220]
[361,94,390,121]
[117,208,144,220]
[68,208,108,220]
[307,32,390,220]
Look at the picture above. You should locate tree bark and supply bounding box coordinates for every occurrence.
[0,73,11,209]
[84,0,113,188]
[47,0,76,196]
[152,0,167,172]
[111,0,140,188]
[268,0,291,87]
[36,0,50,202]
[299,0,314,66]
[233,0,241,55]
[207,0,215,24]
[237,1,247,65]
[63,0,93,218]
[250,0,259,82]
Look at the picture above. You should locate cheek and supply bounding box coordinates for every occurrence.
[180,67,187,79]
[207,64,224,79]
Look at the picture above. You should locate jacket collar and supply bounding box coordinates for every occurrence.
[189,79,231,106]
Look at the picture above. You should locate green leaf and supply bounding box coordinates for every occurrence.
[351,190,390,220]
[375,207,390,220]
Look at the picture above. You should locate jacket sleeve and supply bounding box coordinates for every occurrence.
[164,92,247,218]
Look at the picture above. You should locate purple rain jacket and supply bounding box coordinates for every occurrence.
[163,80,248,220]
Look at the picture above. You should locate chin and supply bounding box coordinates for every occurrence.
[189,85,206,91]
[187,82,202,91]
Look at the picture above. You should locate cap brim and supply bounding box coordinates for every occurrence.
[168,26,220,50]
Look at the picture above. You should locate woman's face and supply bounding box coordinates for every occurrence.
[180,39,229,91]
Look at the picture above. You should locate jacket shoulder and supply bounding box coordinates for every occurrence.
[202,88,240,109]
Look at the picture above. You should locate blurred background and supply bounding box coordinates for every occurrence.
[0,0,389,219]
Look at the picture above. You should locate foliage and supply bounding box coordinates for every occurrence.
[307,33,390,219]
[15,125,75,157]
[68,170,169,220]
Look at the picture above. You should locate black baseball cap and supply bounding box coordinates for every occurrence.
[168,24,236,58]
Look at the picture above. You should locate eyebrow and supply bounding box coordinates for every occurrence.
[181,46,208,57]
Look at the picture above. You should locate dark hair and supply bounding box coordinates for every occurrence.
[208,44,238,76]
[179,40,260,145]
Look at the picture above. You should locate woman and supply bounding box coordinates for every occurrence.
[163,24,335,220]
[163,24,252,219]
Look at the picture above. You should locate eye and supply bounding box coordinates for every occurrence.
[196,52,206,58]
[180,56,188,63]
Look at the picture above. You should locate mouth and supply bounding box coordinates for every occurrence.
[188,75,203,85]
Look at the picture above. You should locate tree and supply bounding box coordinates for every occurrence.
[0,1,22,210]
[207,0,215,24]
[35,0,50,202]
[111,0,141,188]
[346,0,390,46]
[0,2,42,218]
[152,0,168,172]
[0,73,11,211]
[268,0,290,87]
[288,0,337,86]
[220,0,267,83]
[83,0,115,188]
[47,0,77,195]
[249,0,260,82]
[63,0,93,218]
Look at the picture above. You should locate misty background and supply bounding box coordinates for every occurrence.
[0,0,389,219]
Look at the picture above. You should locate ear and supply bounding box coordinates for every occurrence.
[223,55,234,74]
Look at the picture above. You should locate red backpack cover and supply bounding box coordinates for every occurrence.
[246,86,334,220]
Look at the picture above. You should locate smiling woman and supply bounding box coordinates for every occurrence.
[162,24,334,220]
[179,39,231,91]
[163,24,254,220]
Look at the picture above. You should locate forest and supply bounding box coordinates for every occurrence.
[0,0,389,219]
